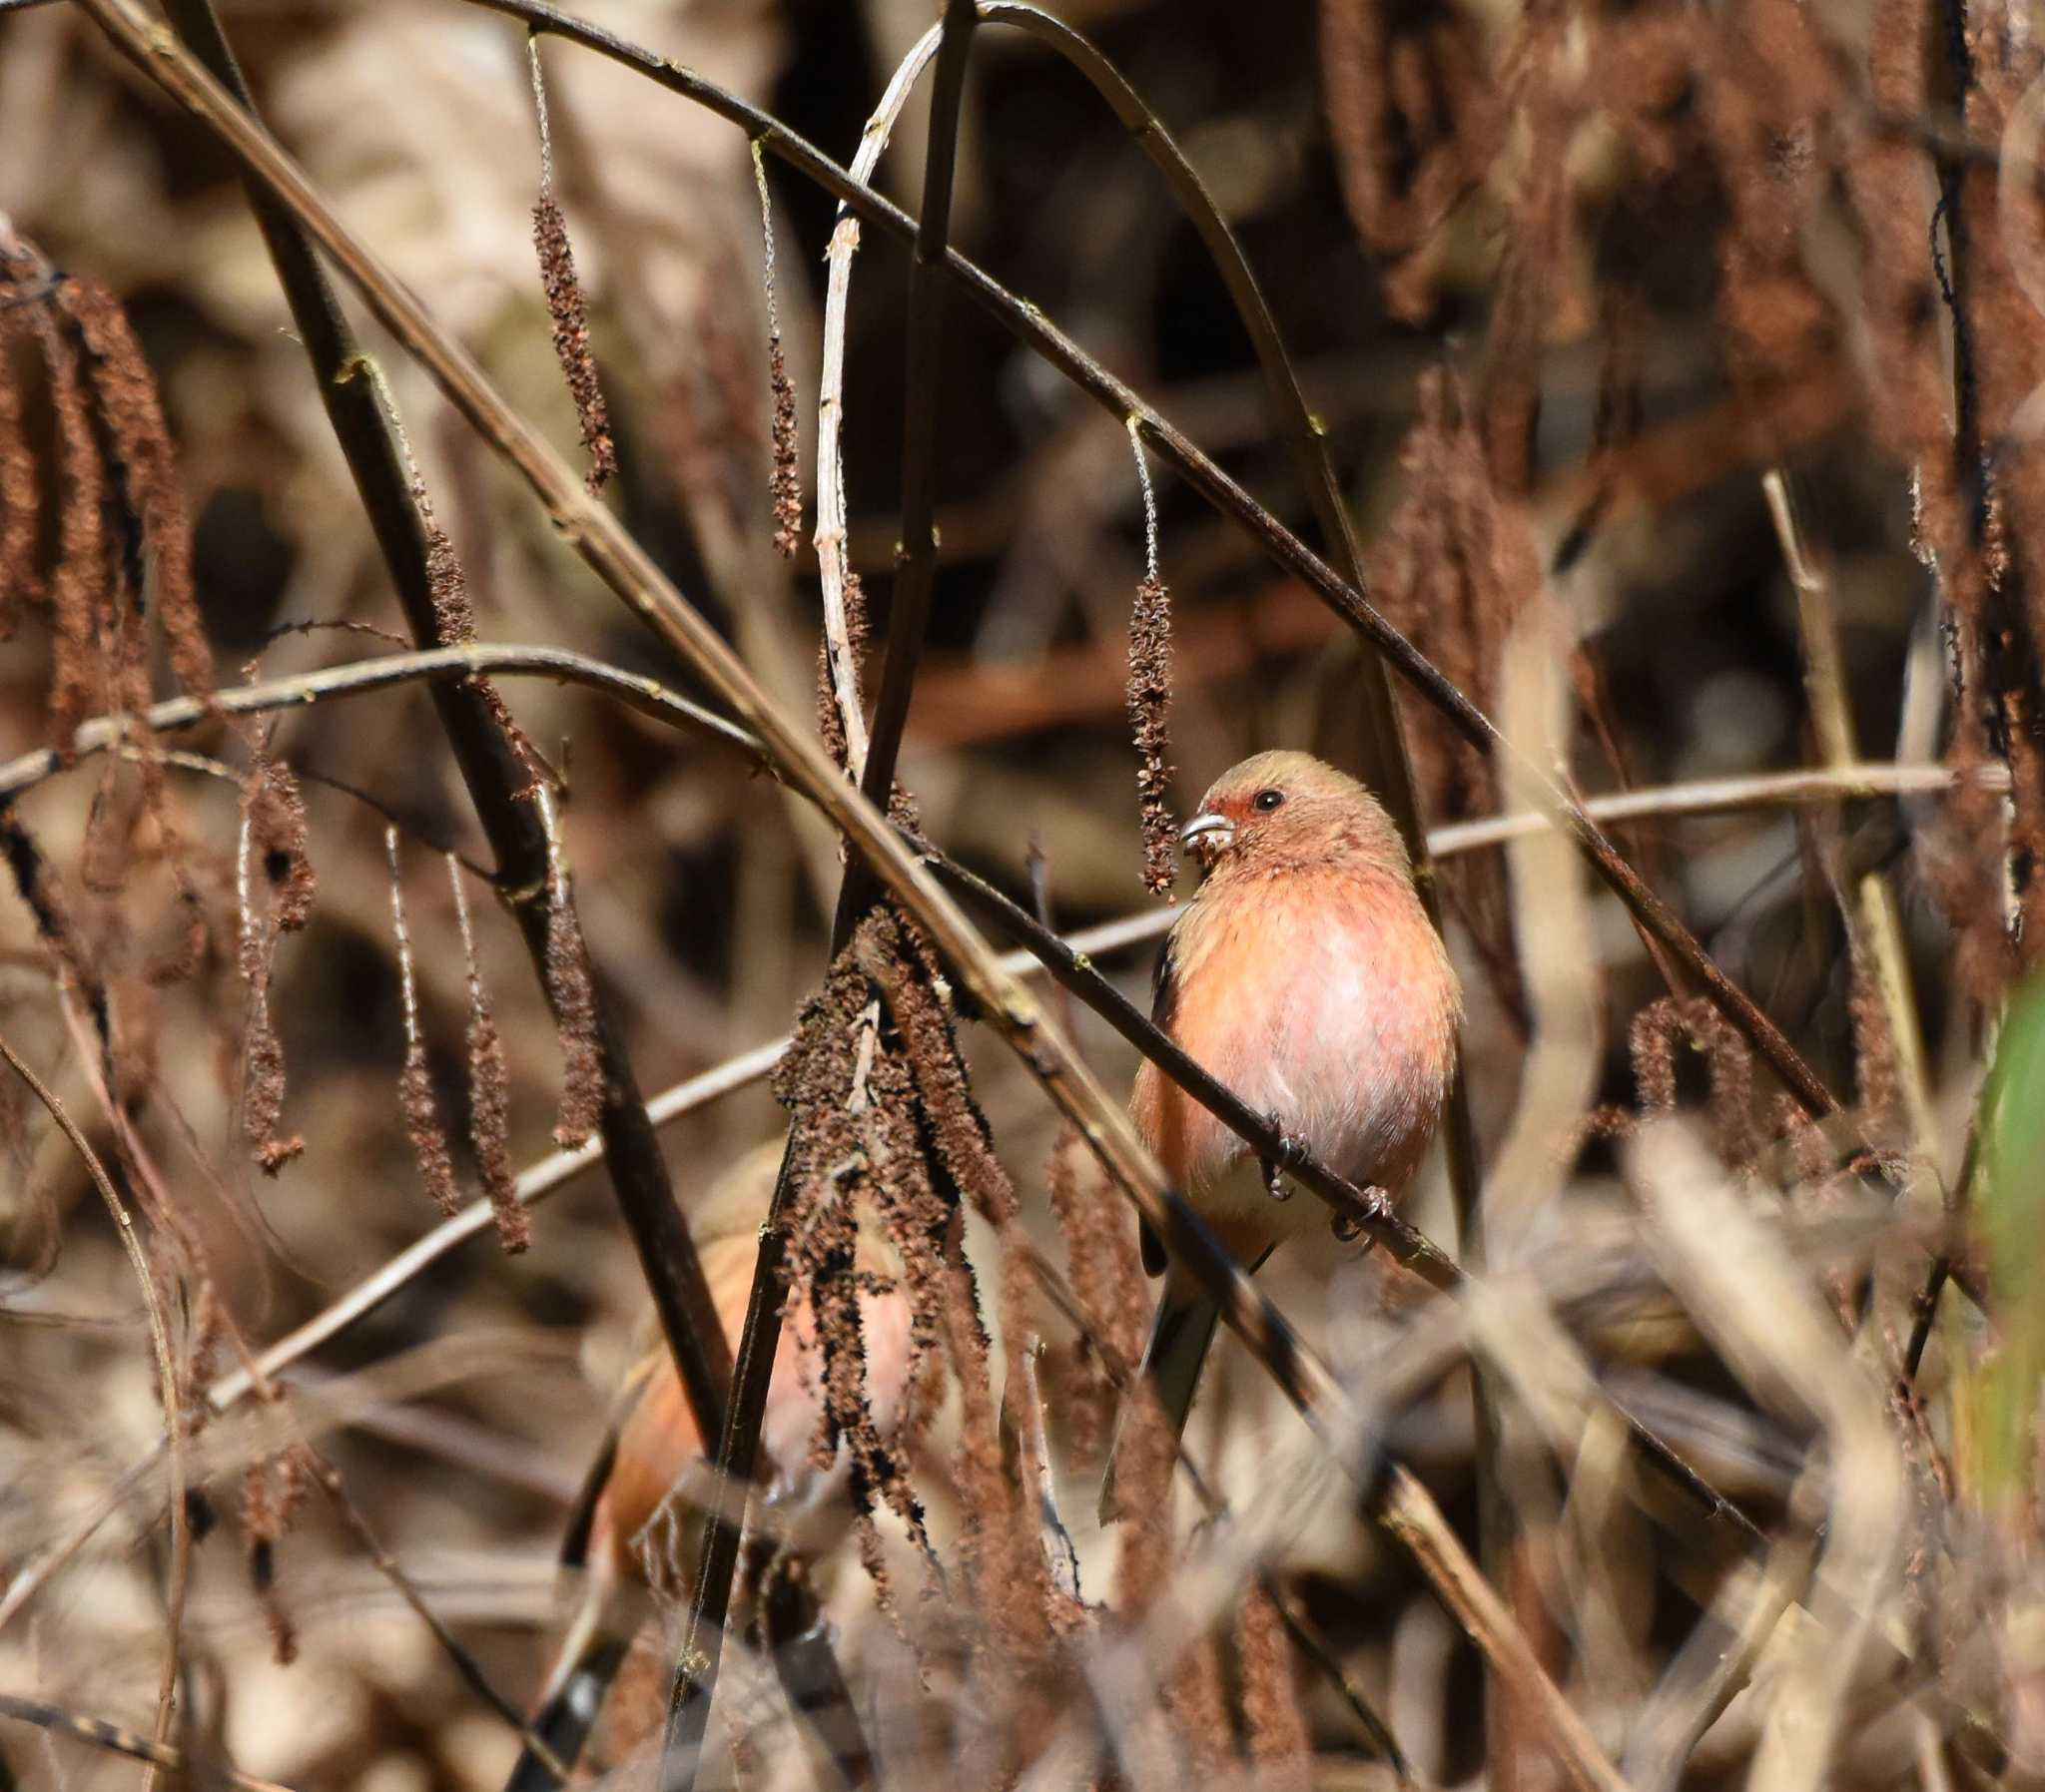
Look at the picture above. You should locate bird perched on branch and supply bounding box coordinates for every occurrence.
[1106,751,1461,1499]
[506,1147,913,1792]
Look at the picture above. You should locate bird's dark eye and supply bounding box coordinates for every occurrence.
[1252,788,1285,812]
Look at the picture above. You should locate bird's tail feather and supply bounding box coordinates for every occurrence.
[502,1581,632,1792]
[1098,1276,1223,1522]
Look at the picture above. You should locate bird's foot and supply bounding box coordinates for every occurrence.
[1329,1183,1391,1244]
[1260,1112,1303,1202]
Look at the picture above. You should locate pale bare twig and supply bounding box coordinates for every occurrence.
[0,1032,189,1771]
[812,23,944,782]
[0,640,1985,835]
[1632,1123,1907,1792]
[1766,469,1939,1156]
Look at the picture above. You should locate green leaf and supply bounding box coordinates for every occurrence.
[1977,973,2045,1512]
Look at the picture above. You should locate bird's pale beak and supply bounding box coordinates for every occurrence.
[1179,811,1235,862]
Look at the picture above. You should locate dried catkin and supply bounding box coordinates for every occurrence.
[1129,573,1176,896]
[531,193,617,494]
[0,312,42,634]
[450,859,529,1253]
[755,142,803,558]
[387,834,457,1217]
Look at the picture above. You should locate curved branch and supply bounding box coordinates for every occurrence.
[0,642,759,802]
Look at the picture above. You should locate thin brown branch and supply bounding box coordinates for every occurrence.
[0,647,1992,854]
[0,1694,297,1792]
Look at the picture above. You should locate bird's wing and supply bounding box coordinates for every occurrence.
[1150,913,1182,1033]
[1139,909,1194,1278]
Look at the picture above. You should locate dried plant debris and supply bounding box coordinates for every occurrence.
[450,860,529,1253]
[245,753,316,933]
[531,194,617,495]
[242,1446,311,1666]
[63,275,212,705]
[0,309,42,633]
[1125,423,1177,897]
[387,834,458,1217]
[425,513,476,647]
[768,332,802,559]
[1320,0,1496,320]
[1628,996,1757,1170]
[775,930,939,1563]
[236,757,306,1177]
[1128,573,1175,897]
[27,283,108,753]
[543,888,603,1150]
[773,902,1065,1680]
[1237,1583,1313,1792]
[0,239,220,975]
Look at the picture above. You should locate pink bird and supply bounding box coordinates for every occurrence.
[507,1148,913,1790]
[1111,751,1462,1489]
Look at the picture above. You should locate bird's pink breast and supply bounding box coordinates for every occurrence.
[1133,866,1457,1254]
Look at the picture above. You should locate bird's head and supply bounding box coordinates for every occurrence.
[1178,750,1409,881]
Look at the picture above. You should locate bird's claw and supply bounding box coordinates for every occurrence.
[1260,1113,1302,1202]
[1330,1183,1391,1245]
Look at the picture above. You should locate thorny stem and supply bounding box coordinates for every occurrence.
[151,0,738,1489]
[424,0,1842,1124]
